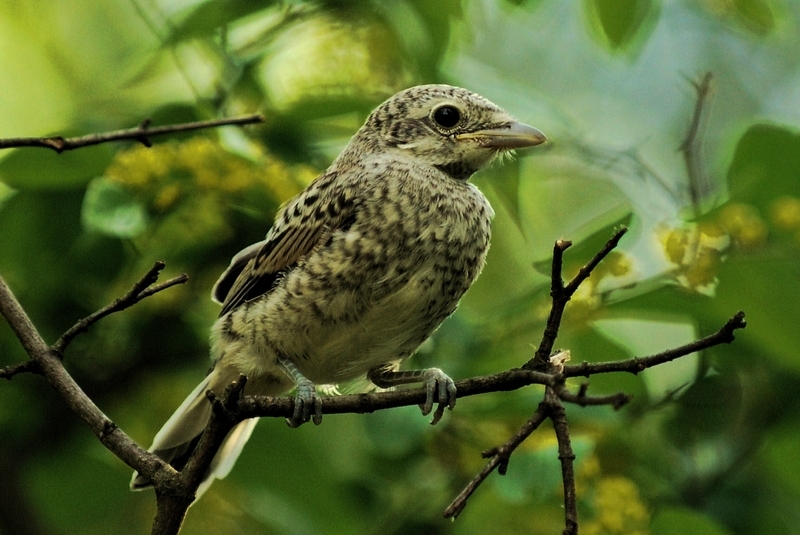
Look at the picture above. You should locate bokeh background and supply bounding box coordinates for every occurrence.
[2,1,800,534]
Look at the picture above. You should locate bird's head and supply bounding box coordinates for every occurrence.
[349,84,546,180]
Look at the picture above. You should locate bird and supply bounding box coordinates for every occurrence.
[131,84,546,497]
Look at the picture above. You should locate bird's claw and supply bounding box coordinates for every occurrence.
[418,368,456,425]
[286,379,323,428]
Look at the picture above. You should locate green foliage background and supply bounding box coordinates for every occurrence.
[1,1,799,534]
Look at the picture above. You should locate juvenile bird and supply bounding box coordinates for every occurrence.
[131,84,546,496]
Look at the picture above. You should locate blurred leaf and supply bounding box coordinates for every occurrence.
[665,374,742,446]
[651,505,733,535]
[727,124,800,213]
[0,143,114,190]
[386,0,462,77]
[144,105,204,138]
[713,253,800,372]
[586,0,659,52]
[166,0,277,44]
[494,437,594,503]
[761,429,800,497]
[732,0,775,34]
[81,178,149,238]
[255,11,411,111]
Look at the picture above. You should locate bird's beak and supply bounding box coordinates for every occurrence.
[456,122,547,149]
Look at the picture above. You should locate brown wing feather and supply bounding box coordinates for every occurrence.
[218,223,328,317]
[216,172,350,317]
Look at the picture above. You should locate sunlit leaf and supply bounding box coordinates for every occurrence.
[586,0,659,52]
[81,178,149,238]
[727,124,800,213]
[165,0,278,44]
[732,0,776,34]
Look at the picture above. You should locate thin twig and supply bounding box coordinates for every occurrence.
[0,360,38,379]
[560,383,632,410]
[0,276,164,475]
[679,72,714,213]
[0,114,265,153]
[526,227,628,369]
[564,311,746,377]
[53,262,188,353]
[443,403,550,519]
[564,227,628,295]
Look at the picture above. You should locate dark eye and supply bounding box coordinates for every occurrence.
[433,105,461,128]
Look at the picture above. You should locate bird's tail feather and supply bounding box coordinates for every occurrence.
[130,367,258,499]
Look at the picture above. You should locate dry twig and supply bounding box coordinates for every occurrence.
[0,114,265,153]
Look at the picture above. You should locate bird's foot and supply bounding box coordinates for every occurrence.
[419,367,457,425]
[278,357,323,427]
[287,377,322,428]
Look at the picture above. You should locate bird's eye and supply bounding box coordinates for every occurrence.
[433,105,461,129]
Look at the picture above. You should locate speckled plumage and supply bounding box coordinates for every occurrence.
[131,85,545,496]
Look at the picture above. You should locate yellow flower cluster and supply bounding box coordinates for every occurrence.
[105,137,317,211]
[579,456,651,535]
[716,203,768,250]
[659,201,770,293]
[582,476,651,535]
[660,221,728,293]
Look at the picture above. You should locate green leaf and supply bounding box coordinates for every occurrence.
[587,0,659,51]
[651,506,733,535]
[494,437,594,503]
[81,178,148,238]
[762,429,800,497]
[531,212,632,276]
[665,373,742,446]
[165,0,277,45]
[732,0,776,34]
[727,124,800,213]
[0,143,114,191]
[713,252,800,372]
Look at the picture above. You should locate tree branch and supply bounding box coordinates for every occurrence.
[549,387,578,535]
[564,310,746,378]
[0,276,166,476]
[54,262,188,354]
[443,403,550,520]
[0,360,38,379]
[443,228,745,533]
[559,382,632,409]
[0,114,265,153]
[527,227,628,369]
[0,225,745,535]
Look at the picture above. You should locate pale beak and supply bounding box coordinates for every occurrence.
[456,122,547,149]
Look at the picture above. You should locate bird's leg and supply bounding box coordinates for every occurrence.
[277,357,322,427]
[368,366,457,425]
